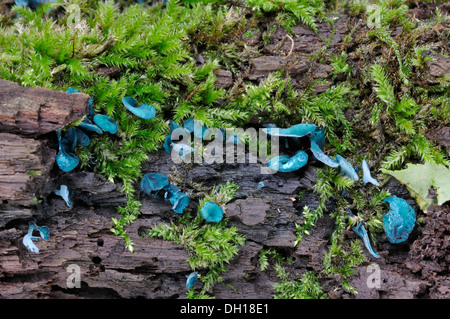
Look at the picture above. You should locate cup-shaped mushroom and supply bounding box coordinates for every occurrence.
[200,201,224,223]
[308,127,326,149]
[75,128,90,147]
[268,150,308,172]
[335,155,359,181]
[382,196,416,244]
[310,141,339,168]
[56,143,79,172]
[186,272,198,289]
[78,121,103,134]
[172,193,190,214]
[141,173,170,195]
[37,226,50,241]
[66,87,80,94]
[63,128,78,151]
[352,222,380,258]
[22,233,39,253]
[54,184,73,208]
[121,96,156,120]
[262,123,317,138]
[362,159,380,186]
[93,114,119,134]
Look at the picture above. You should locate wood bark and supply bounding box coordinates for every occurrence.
[0,79,89,137]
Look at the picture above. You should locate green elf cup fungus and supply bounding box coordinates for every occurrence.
[200,201,224,223]
[383,195,416,244]
[268,150,308,172]
[335,154,359,181]
[362,159,380,186]
[121,96,156,120]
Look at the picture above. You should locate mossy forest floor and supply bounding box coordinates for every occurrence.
[0,0,449,299]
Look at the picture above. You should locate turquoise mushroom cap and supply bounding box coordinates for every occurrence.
[362,159,380,186]
[335,155,359,181]
[22,234,39,253]
[164,184,190,214]
[352,222,380,258]
[65,87,80,94]
[75,128,90,147]
[268,150,308,172]
[200,201,224,223]
[308,127,326,149]
[141,173,170,195]
[121,96,156,120]
[37,225,50,241]
[186,271,198,289]
[94,114,118,134]
[54,184,73,208]
[382,195,416,244]
[56,142,79,172]
[310,141,339,168]
[78,121,103,134]
[262,123,317,138]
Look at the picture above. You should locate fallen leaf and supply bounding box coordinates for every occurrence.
[381,163,450,213]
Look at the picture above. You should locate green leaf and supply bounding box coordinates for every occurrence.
[381,163,450,213]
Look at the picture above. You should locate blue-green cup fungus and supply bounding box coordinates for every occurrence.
[121,96,156,120]
[268,150,308,172]
[262,123,317,138]
[163,184,190,214]
[65,87,80,94]
[309,141,339,168]
[63,128,78,151]
[186,271,198,289]
[93,114,119,134]
[78,121,103,134]
[23,221,50,253]
[54,184,73,208]
[362,159,380,186]
[308,127,325,149]
[22,233,40,253]
[141,173,170,196]
[335,155,359,181]
[352,222,380,258]
[382,195,416,244]
[56,139,79,172]
[200,201,224,223]
[75,128,90,147]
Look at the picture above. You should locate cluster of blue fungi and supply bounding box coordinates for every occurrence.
[24,89,416,291]
[263,123,415,257]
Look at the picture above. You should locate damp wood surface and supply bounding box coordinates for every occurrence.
[0,1,449,299]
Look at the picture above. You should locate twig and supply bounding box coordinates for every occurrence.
[285,34,294,59]
[185,87,198,102]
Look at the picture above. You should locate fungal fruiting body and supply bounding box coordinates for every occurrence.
[383,195,416,244]
[22,221,50,253]
[335,155,359,181]
[362,159,380,186]
[262,123,317,138]
[309,140,339,168]
[163,184,190,214]
[200,201,224,223]
[186,272,198,289]
[141,173,170,196]
[268,150,308,172]
[54,184,73,207]
[121,96,156,120]
[93,114,119,134]
[352,222,380,258]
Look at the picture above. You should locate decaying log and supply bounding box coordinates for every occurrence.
[0,80,89,228]
[0,79,89,136]
[0,133,55,211]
